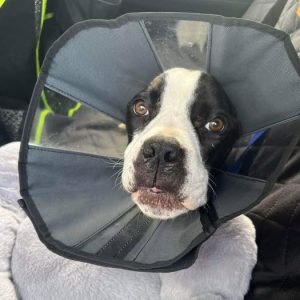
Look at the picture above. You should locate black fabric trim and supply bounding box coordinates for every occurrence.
[199,203,217,233]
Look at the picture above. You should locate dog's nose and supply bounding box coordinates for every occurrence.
[142,139,183,163]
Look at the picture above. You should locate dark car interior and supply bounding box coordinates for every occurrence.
[0,0,299,299]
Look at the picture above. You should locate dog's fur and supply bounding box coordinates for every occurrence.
[122,68,257,299]
[122,68,239,218]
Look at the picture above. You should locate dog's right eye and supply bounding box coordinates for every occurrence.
[133,100,149,117]
[205,117,225,133]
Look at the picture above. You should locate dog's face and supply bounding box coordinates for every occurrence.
[122,68,239,219]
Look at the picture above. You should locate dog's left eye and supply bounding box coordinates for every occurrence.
[133,100,149,116]
[205,117,225,133]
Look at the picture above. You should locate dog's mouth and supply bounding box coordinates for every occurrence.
[132,187,189,219]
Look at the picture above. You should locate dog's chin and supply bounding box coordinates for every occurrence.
[132,188,190,220]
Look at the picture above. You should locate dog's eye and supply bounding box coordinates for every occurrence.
[133,100,149,116]
[205,118,225,133]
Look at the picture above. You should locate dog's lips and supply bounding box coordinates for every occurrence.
[132,187,185,211]
[149,187,164,194]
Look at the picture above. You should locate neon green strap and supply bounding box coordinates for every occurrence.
[0,0,6,8]
[34,0,81,144]
[34,0,52,144]
[35,0,52,111]
[45,12,54,20]
[34,109,52,144]
[68,102,82,117]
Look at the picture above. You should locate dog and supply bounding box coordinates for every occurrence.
[122,68,257,299]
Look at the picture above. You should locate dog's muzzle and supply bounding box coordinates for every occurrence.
[127,136,192,219]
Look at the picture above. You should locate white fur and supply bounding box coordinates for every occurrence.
[122,68,209,218]
[131,196,189,220]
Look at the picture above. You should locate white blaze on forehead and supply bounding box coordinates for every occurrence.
[161,68,202,117]
[140,68,203,142]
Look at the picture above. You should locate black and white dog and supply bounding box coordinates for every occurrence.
[122,68,257,299]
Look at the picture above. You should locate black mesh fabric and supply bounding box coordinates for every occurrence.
[0,108,25,141]
[245,120,300,299]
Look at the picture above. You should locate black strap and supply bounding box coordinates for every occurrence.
[97,213,153,259]
[199,196,218,234]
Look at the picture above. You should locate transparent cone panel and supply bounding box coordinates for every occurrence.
[143,20,209,70]
[29,88,127,159]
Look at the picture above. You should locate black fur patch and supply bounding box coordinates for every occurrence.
[126,74,165,141]
[190,73,240,168]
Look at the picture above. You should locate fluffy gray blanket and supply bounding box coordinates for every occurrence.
[0,142,25,300]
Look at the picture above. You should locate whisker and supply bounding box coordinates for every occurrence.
[112,172,124,191]
[208,181,216,196]
[105,159,124,169]
[208,176,216,187]
[110,167,123,182]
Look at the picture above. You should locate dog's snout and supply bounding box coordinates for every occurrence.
[133,137,186,193]
[142,139,183,164]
